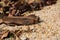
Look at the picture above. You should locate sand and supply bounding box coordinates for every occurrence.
[0,0,60,40]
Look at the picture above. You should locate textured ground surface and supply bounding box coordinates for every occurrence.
[0,0,60,40]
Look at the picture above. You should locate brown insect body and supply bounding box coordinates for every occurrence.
[1,15,39,25]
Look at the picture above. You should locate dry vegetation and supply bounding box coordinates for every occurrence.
[0,0,59,40]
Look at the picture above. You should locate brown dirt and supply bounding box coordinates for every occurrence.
[0,0,60,40]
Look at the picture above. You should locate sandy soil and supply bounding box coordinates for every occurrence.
[0,0,60,40]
